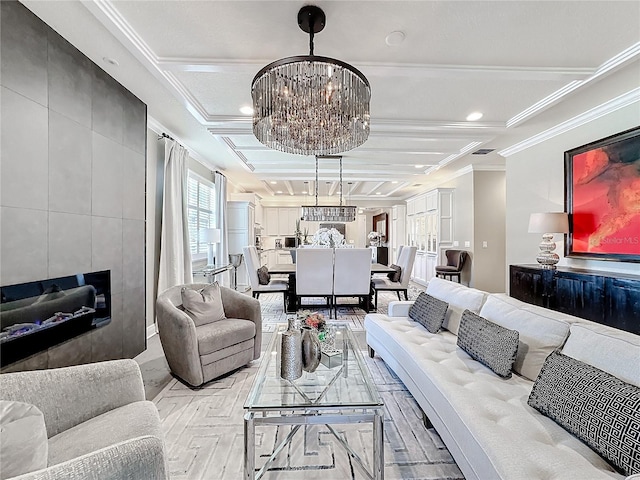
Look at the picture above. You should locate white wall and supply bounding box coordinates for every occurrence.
[506,102,639,280]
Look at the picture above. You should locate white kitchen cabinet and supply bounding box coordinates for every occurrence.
[227,201,255,290]
[265,208,279,236]
[409,188,454,286]
[276,250,294,265]
[264,207,301,236]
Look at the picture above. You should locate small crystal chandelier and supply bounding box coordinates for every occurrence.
[302,156,357,222]
[252,5,371,156]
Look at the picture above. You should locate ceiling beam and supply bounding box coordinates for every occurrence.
[328,181,339,197]
[385,182,410,197]
[262,181,276,196]
[284,180,294,196]
[366,182,386,196]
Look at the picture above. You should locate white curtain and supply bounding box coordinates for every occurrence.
[158,140,193,294]
[215,171,230,287]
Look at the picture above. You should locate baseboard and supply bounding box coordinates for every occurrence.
[146,323,158,339]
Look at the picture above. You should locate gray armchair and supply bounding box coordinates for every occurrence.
[0,359,167,480]
[156,283,262,387]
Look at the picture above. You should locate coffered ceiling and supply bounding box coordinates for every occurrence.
[22,1,640,202]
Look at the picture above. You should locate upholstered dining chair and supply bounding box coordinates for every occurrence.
[296,248,334,318]
[333,248,372,318]
[435,249,468,283]
[243,245,288,310]
[156,283,261,387]
[371,245,417,310]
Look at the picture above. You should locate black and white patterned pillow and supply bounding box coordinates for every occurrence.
[387,264,401,283]
[257,266,270,285]
[408,292,449,334]
[457,309,519,378]
[529,350,640,476]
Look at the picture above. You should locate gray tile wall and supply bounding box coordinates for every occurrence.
[0,1,147,372]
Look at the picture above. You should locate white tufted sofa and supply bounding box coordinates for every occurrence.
[364,277,640,480]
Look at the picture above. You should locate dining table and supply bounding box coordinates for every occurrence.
[269,262,396,313]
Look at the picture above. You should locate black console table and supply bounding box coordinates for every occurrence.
[509,264,640,335]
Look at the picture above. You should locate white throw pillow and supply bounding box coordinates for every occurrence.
[181,283,226,327]
[426,277,487,335]
[561,323,640,387]
[0,400,48,479]
[480,295,570,381]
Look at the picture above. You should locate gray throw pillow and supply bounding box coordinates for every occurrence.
[0,400,48,480]
[529,351,640,476]
[181,283,226,326]
[457,309,519,378]
[257,266,270,285]
[408,292,448,333]
[387,264,401,283]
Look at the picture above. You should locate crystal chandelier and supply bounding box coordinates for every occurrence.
[302,156,357,222]
[251,6,371,156]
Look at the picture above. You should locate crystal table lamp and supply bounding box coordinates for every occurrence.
[528,212,569,269]
[199,228,221,267]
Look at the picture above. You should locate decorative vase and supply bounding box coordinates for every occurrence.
[280,328,302,381]
[301,326,321,373]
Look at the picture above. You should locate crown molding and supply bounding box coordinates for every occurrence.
[498,87,640,157]
[147,114,212,168]
[506,42,640,128]
[158,57,594,81]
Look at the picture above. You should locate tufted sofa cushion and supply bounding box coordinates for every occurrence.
[426,277,487,335]
[479,295,570,380]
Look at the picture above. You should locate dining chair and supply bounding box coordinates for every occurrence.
[295,248,334,318]
[333,248,372,318]
[371,245,417,310]
[243,246,288,310]
[435,249,468,283]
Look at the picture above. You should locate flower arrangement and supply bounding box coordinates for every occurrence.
[297,310,326,331]
[368,231,381,246]
[311,228,347,248]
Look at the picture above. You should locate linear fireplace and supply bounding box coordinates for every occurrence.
[0,270,111,367]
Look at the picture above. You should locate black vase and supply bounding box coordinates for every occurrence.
[301,326,321,373]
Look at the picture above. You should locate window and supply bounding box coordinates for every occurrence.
[187,172,216,258]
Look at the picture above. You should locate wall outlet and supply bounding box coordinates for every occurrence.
[464,241,471,248]
[453,241,459,247]
[482,241,488,248]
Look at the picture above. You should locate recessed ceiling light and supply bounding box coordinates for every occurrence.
[270,181,277,184]
[385,31,406,46]
[240,105,254,115]
[415,165,424,168]
[466,111,483,121]
[391,181,398,184]
[276,190,283,194]
[376,192,382,195]
[103,57,119,66]
[301,191,307,194]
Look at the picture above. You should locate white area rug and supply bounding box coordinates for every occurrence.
[154,349,463,480]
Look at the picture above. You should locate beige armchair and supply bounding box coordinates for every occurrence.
[156,283,262,387]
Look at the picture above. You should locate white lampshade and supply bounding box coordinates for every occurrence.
[528,212,569,234]
[199,227,221,244]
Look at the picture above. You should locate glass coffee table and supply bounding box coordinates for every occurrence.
[244,323,384,479]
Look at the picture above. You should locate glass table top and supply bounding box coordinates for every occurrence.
[244,323,382,410]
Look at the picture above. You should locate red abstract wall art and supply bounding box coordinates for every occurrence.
[565,126,640,262]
